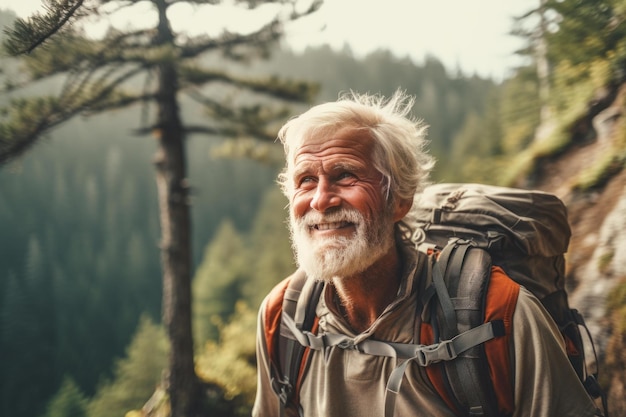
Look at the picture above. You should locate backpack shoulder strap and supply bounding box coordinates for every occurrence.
[265,270,323,416]
[265,275,294,368]
[483,265,520,415]
[421,241,519,416]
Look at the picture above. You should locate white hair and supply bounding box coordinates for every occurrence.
[277,90,435,229]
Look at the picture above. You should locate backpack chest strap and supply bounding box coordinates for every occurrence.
[282,309,504,417]
[283,311,503,364]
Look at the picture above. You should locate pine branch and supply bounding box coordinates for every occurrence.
[0,61,148,165]
[1,0,321,165]
[86,91,157,114]
[180,64,318,102]
[178,22,281,60]
[4,0,86,55]
[184,89,289,141]
[179,0,322,59]
[0,96,76,164]
[133,124,223,136]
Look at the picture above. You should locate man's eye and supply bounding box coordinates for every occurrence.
[337,172,356,181]
[298,176,316,186]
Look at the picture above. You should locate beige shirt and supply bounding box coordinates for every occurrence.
[253,249,601,417]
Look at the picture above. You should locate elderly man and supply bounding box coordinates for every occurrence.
[252,91,602,417]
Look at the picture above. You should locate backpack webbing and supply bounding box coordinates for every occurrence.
[268,270,323,417]
[420,242,516,416]
[268,247,509,417]
[430,244,500,415]
[267,245,607,417]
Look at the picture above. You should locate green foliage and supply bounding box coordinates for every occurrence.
[2,0,88,55]
[190,187,294,415]
[501,0,626,187]
[456,0,626,189]
[20,29,98,78]
[193,220,249,344]
[444,67,541,185]
[86,315,168,417]
[196,302,258,415]
[0,0,321,165]
[0,95,66,164]
[0,116,163,417]
[572,75,626,191]
[598,250,615,274]
[1,239,58,417]
[548,59,612,141]
[42,377,88,417]
[192,186,293,344]
[499,69,541,155]
[607,279,626,332]
[544,0,626,69]
[446,98,502,182]
[244,187,294,307]
[0,109,277,417]
[572,145,626,191]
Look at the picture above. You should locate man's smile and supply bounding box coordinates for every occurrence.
[311,221,354,231]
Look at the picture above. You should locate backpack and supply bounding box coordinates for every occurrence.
[264,183,608,417]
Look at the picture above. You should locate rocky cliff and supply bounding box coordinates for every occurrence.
[523,83,626,416]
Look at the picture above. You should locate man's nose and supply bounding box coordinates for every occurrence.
[310,178,341,212]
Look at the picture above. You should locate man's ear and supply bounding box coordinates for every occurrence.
[393,198,413,222]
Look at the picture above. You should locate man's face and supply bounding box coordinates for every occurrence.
[287,127,402,282]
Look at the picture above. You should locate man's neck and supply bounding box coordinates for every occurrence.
[331,244,403,333]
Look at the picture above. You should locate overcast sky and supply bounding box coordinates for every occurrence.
[1,0,538,80]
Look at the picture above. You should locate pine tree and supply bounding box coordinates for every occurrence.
[86,315,168,417]
[195,302,258,416]
[192,219,248,344]
[0,1,320,415]
[42,377,88,417]
[246,187,294,306]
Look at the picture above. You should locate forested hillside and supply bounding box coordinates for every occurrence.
[250,46,497,165]
[0,109,278,411]
[2,1,626,416]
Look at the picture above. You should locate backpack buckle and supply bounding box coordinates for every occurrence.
[415,340,457,366]
[337,339,359,351]
[271,376,293,405]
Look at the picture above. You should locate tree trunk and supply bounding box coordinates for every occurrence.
[153,0,199,416]
[534,0,556,143]
[154,68,199,417]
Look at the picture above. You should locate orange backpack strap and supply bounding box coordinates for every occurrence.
[421,265,520,415]
[264,271,323,416]
[265,276,291,367]
[483,266,520,414]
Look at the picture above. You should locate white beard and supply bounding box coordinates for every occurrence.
[289,207,395,282]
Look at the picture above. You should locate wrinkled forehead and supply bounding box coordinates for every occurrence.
[281,100,378,163]
[285,124,373,168]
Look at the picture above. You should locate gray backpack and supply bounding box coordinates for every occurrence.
[411,183,606,415]
[267,183,607,416]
